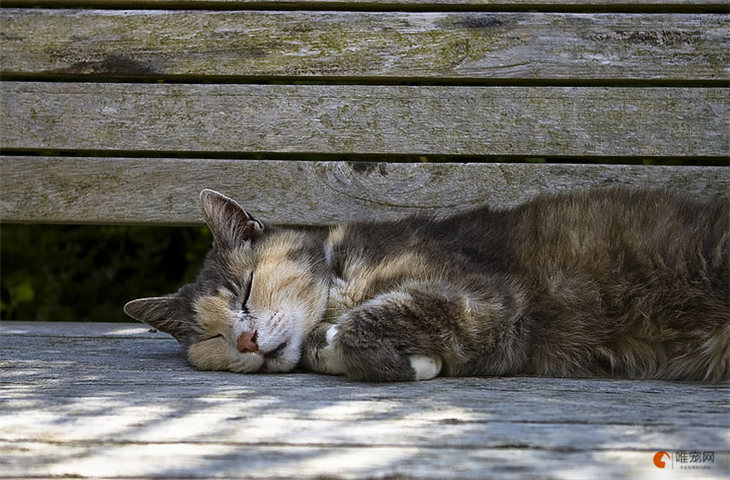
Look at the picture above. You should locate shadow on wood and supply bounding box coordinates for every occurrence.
[1,321,728,479]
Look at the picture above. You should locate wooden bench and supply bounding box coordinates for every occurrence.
[1,1,728,478]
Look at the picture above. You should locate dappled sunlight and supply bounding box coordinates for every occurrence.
[1,404,173,442]
[307,399,400,420]
[0,321,157,338]
[48,443,239,478]
[106,326,158,336]
[285,447,416,477]
[2,322,729,478]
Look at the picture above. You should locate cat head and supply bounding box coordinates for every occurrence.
[124,189,329,374]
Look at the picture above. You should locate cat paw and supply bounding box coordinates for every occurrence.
[316,324,346,375]
[326,324,339,346]
[409,354,442,381]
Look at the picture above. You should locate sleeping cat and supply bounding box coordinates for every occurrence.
[124,188,729,383]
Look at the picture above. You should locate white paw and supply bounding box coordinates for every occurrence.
[317,324,345,375]
[325,324,338,346]
[409,354,442,381]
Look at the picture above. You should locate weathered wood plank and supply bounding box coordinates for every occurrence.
[5,390,726,448]
[2,83,728,157]
[3,0,728,7]
[1,321,159,338]
[1,321,728,480]
[1,158,727,225]
[3,11,727,81]
[5,441,726,480]
[4,337,729,429]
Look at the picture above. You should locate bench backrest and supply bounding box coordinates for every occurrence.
[1,1,728,226]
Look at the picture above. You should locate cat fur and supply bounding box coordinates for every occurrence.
[124,188,729,383]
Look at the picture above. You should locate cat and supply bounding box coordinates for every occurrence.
[124,188,729,383]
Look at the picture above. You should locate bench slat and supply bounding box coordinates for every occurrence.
[3,83,727,157]
[4,0,728,7]
[2,321,728,479]
[1,157,727,225]
[3,10,727,81]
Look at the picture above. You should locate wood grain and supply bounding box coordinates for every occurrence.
[3,0,727,7]
[2,83,728,157]
[1,321,728,479]
[3,10,727,81]
[1,157,727,225]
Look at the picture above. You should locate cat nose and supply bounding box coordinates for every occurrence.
[237,330,259,353]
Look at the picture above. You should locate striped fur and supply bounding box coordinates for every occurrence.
[125,188,729,383]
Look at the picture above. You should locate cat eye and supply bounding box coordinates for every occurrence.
[206,334,223,341]
[241,272,254,311]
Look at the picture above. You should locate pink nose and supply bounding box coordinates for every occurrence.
[237,330,259,353]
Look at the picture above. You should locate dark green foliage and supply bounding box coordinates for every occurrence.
[1,225,211,322]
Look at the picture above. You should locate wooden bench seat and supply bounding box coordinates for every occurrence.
[2,321,729,479]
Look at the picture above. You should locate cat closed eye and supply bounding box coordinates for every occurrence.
[206,334,224,341]
[241,273,254,310]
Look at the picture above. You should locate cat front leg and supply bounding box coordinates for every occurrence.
[336,287,469,381]
[301,279,528,381]
[300,289,448,380]
[328,281,527,382]
[330,287,464,381]
[301,320,442,379]
[300,321,347,375]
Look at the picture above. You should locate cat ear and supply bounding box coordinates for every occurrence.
[199,189,264,248]
[123,296,191,343]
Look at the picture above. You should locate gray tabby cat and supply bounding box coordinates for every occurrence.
[124,188,729,383]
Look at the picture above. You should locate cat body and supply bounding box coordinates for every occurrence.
[125,188,730,383]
